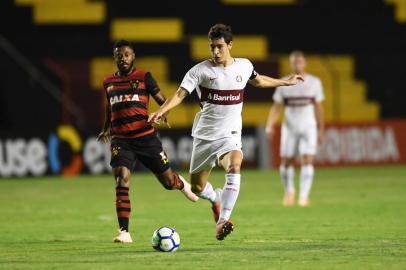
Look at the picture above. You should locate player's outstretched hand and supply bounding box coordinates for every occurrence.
[148,112,162,125]
[148,112,171,128]
[97,130,110,144]
[286,74,304,85]
[161,114,171,128]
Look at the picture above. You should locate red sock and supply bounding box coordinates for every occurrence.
[172,172,184,190]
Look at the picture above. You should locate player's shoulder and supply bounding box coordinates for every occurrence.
[234,58,253,66]
[187,60,205,71]
[103,73,118,87]
[305,73,321,82]
[103,69,147,84]
[103,73,116,82]
[186,60,212,75]
[195,60,212,69]
[133,68,148,78]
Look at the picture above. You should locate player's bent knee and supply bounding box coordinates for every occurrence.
[114,167,130,187]
[191,183,204,194]
[156,170,179,190]
[115,175,130,187]
[281,158,295,167]
[302,155,314,165]
[162,177,175,190]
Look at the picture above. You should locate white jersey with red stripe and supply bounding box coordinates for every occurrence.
[180,58,256,141]
[273,74,324,132]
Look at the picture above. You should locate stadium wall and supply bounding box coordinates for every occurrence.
[271,120,406,167]
[0,126,262,177]
[1,120,406,177]
[2,0,406,178]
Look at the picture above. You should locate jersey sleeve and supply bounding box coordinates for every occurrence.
[246,59,258,80]
[273,87,284,103]
[180,64,200,93]
[144,72,160,96]
[315,78,324,102]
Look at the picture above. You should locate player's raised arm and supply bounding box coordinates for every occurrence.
[249,73,303,88]
[148,87,189,125]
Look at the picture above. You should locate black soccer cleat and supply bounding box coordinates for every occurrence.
[216,220,234,241]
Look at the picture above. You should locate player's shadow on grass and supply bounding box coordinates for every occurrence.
[178,241,334,253]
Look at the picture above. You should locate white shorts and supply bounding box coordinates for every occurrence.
[280,125,317,158]
[189,136,242,174]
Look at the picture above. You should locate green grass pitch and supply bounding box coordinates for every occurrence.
[0,166,405,270]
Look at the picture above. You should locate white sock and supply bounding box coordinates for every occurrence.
[197,182,216,204]
[280,165,295,195]
[218,173,241,223]
[299,165,314,200]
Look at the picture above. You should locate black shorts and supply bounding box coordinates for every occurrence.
[110,132,170,174]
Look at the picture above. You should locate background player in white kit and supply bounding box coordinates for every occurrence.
[266,51,325,207]
[149,24,303,240]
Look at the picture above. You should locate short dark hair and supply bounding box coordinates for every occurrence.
[208,24,233,44]
[113,40,134,52]
[290,50,305,58]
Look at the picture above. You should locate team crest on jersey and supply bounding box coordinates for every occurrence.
[236,75,242,82]
[130,80,140,89]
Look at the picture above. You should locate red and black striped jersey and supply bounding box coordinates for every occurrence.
[103,69,160,139]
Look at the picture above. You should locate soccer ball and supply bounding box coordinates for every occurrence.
[151,227,180,252]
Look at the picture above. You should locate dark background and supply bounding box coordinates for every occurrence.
[0,0,405,132]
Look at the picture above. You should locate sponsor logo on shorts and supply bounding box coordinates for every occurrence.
[160,151,169,164]
[112,146,120,156]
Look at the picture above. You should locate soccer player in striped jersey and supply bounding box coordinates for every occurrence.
[266,51,325,207]
[149,24,303,240]
[97,40,198,243]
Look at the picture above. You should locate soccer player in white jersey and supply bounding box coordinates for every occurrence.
[149,24,303,240]
[266,51,325,207]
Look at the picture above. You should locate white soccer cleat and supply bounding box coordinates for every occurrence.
[179,175,199,202]
[298,198,310,207]
[113,229,133,243]
[283,192,296,206]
